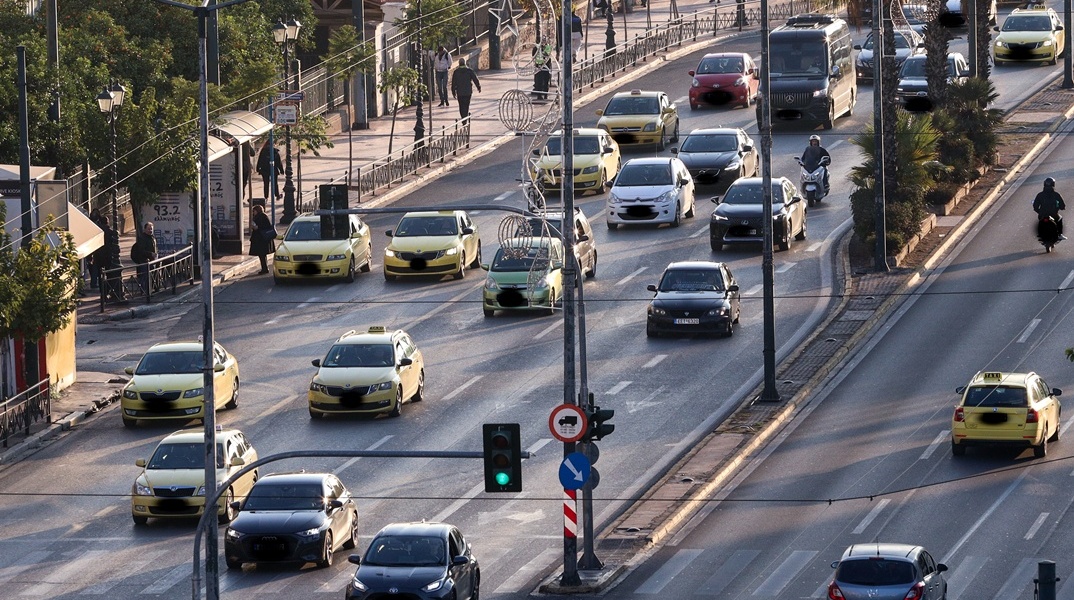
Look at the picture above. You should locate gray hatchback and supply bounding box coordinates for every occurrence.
[828,543,948,600]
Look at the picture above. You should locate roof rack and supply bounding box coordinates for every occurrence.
[785,13,836,27]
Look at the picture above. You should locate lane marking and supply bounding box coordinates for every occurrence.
[991,557,1041,600]
[495,548,560,594]
[945,555,989,600]
[1025,512,1049,539]
[919,430,950,461]
[264,313,289,326]
[1060,269,1074,291]
[335,435,393,474]
[296,296,321,310]
[527,438,553,455]
[643,354,667,368]
[752,549,817,596]
[806,242,823,252]
[690,225,708,238]
[494,191,513,202]
[617,267,647,286]
[775,261,796,273]
[443,375,482,401]
[697,549,759,597]
[84,549,170,595]
[607,381,631,395]
[851,498,890,534]
[746,284,763,296]
[942,469,1030,563]
[431,482,484,524]
[634,548,703,594]
[139,563,190,595]
[21,550,110,596]
[1017,318,1041,343]
[829,139,845,149]
[535,318,564,339]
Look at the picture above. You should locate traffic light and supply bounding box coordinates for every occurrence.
[482,423,522,493]
[585,407,615,442]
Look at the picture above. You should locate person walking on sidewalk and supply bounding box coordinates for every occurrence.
[434,46,452,107]
[130,221,158,294]
[87,208,107,290]
[256,140,283,201]
[451,58,481,119]
[532,41,554,101]
[249,204,276,274]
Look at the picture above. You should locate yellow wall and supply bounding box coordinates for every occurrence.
[45,315,76,393]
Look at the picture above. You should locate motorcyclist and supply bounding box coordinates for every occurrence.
[801,134,831,194]
[1033,177,1066,241]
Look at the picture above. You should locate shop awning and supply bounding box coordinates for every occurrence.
[66,202,103,259]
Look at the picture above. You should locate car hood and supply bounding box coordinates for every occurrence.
[713,203,786,218]
[610,184,675,199]
[229,510,325,534]
[598,115,660,128]
[651,292,729,309]
[692,73,745,86]
[388,236,461,252]
[277,239,351,257]
[355,564,447,589]
[898,77,928,90]
[535,154,601,169]
[997,31,1053,44]
[677,151,741,170]
[487,269,556,286]
[314,367,396,386]
[128,373,202,391]
[140,468,224,489]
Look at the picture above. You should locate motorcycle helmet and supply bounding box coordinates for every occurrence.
[1044,177,1056,188]
[809,135,821,146]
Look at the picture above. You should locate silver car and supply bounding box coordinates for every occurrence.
[828,543,948,600]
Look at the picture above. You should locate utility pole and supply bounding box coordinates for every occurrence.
[1064,0,1073,88]
[967,0,977,77]
[872,0,887,271]
[757,0,779,402]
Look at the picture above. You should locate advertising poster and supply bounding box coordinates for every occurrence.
[210,153,239,239]
[146,192,196,256]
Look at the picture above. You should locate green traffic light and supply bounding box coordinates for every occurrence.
[495,472,511,486]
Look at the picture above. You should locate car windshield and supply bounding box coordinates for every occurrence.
[285,220,321,241]
[658,270,724,292]
[603,95,660,115]
[964,385,1028,407]
[525,218,565,238]
[321,343,394,368]
[1002,15,1052,31]
[243,483,325,511]
[615,163,673,186]
[900,58,956,78]
[722,182,785,205]
[544,136,602,155]
[769,44,827,74]
[861,33,913,51]
[696,56,744,74]
[680,134,740,153]
[136,350,201,375]
[491,245,554,272]
[364,535,447,567]
[395,216,458,236]
[148,442,227,469]
[836,559,915,586]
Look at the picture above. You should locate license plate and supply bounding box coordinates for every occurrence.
[674,318,700,325]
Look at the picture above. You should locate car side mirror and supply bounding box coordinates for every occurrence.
[312,358,321,367]
[213,363,225,373]
[992,26,999,31]
[831,65,840,76]
[595,108,604,116]
[577,233,590,242]
[230,501,242,511]
[1053,388,1063,397]
[480,263,489,270]
[348,555,362,566]
[831,560,839,569]
[937,563,949,573]
[727,284,739,293]
[124,366,134,375]
[853,44,862,50]
[955,386,966,394]
[531,148,540,155]
[462,227,474,235]
[646,284,657,292]
[385,230,394,237]
[688,70,696,76]
[398,357,413,367]
[743,144,753,152]
[136,458,146,467]
[711,196,721,204]
[327,499,344,512]
[230,456,245,467]
[670,147,679,154]
[1058,25,1065,31]
[452,556,468,566]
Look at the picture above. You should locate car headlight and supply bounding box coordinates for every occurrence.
[310,381,329,394]
[649,306,667,316]
[384,248,396,258]
[184,387,204,398]
[896,86,906,93]
[581,165,599,174]
[298,527,321,539]
[534,279,549,290]
[444,247,459,256]
[734,76,747,87]
[326,253,346,261]
[370,381,393,392]
[643,120,658,132]
[133,481,153,496]
[609,193,623,204]
[225,528,240,541]
[707,306,729,316]
[275,254,291,262]
[196,486,207,496]
[350,577,369,592]
[711,214,728,222]
[657,190,675,204]
[422,576,448,592]
[692,78,702,88]
[484,277,500,291]
[123,388,138,399]
[996,41,1007,48]
[812,88,827,98]
[724,160,741,171]
[1042,40,1053,47]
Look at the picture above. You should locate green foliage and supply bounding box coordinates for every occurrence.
[944,77,1003,167]
[378,66,424,108]
[395,0,466,50]
[323,26,377,80]
[931,110,977,186]
[293,114,334,158]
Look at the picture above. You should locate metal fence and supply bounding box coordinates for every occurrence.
[1,377,51,449]
[97,244,196,312]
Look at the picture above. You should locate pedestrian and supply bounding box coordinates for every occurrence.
[101,223,126,302]
[130,221,158,294]
[88,208,107,289]
[532,41,553,101]
[242,143,254,199]
[256,140,283,201]
[571,13,584,63]
[434,46,452,107]
[249,204,275,274]
[450,58,481,119]
[594,0,608,18]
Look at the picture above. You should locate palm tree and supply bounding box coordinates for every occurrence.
[945,77,1003,167]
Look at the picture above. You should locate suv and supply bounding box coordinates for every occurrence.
[828,543,948,600]
[526,209,597,279]
[896,52,970,110]
[709,176,807,251]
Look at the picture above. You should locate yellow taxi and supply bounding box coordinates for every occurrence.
[531,128,621,194]
[993,7,1066,65]
[272,213,372,283]
[308,326,425,418]
[131,426,258,525]
[383,210,481,280]
[121,341,240,428]
[596,89,680,151]
[951,371,1063,458]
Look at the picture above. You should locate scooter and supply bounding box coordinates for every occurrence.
[1037,215,1061,253]
[795,155,830,206]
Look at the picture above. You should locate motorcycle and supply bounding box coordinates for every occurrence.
[1037,215,1061,253]
[795,155,831,206]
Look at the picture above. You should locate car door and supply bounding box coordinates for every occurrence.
[739,131,758,176]
[659,93,673,131]
[233,433,258,496]
[784,180,804,234]
[212,344,233,409]
[676,160,695,214]
[574,214,595,273]
[722,264,740,319]
[459,212,479,260]
[744,55,760,99]
[395,335,418,399]
[449,528,476,599]
[918,551,944,599]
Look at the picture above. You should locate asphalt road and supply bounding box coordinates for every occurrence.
[1,9,1068,598]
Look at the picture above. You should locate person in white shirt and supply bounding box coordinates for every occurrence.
[434,46,452,107]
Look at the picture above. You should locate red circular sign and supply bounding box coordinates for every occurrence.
[548,404,588,443]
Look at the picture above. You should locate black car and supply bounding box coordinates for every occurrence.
[896,52,970,110]
[710,176,807,251]
[646,261,741,337]
[671,128,758,190]
[224,472,359,570]
[854,30,923,81]
[346,521,480,600]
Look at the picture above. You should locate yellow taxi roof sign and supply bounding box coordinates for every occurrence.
[367,326,387,333]
[982,372,1004,382]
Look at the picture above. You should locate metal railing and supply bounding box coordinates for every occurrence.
[1,378,51,449]
[97,244,196,312]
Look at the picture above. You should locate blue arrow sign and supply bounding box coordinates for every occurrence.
[559,452,591,490]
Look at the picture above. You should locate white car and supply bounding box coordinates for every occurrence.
[607,157,696,229]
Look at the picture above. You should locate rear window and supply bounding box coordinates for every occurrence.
[836,558,915,586]
[964,385,1028,408]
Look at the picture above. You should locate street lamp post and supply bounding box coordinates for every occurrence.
[414,0,426,145]
[273,18,302,223]
[96,80,126,272]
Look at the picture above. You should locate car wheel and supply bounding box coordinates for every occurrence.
[585,250,597,279]
[795,218,807,241]
[607,221,618,230]
[671,121,680,143]
[847,89,856,116]
[685,197,695,218]
[723,319,735,338]
[226,557,242,570]
[657,128,666,152]
[218,488,236,524]
[778,228,790,251]
[690,102,699,110]
[596,170,607,195]
[742,92,752,109]
[646,322,658,338]
[671,203,681,228]
[951,440,966,456]
[1050,412,1061,442]
[710,238,723,252]
[1035,435,1048,458]
[483,307,495,318]
[345,257,356,283]
[343,511,359,549]
[133,515,148,526]
[122,417,136,429]
[317,531,334,568]
[471,242,482,268]
[823,102,835,130]
[454,259,466,280]
[413,369,425,402]
[384,271,396,281]
[389,387,403,418]
[360,245,372,272]
[471,573,481,600]
[225,378,239,410]
[546,291,557,316]
[309,407,323,419]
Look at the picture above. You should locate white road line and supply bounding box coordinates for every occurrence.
[634,548,703,594]
[21,550,110,596]
[93,505,117,518]
[494,547,560,594]
[851,499,890,534]
[335,435,393,474]
[494,191,513,202]
[607,381,631,395]
[527,438,553,456]
[945,555,990,600]
[264,314,289,325]
[84,549,171,595]
[942,469,1030,563]
[1025,512,1049,539]
[617,267,647,286]
[690,225,708,238]
[443,375,482,401]
[745,284,763,296]
[140,563,191,595]
[775,261,796,273]
[0,550,49,584]
[829,139,845,149]
[643,354,667,368]
[535,319,564,339]
[806,242,823,252]
[697,549,759,597]
[991,557,1041,600]
[432,482,484,524]
[1017,318,1041,343]
[1061,269,1074,291]
[752,549,816,596]
[919,430,950,460]
[296,296,321,310]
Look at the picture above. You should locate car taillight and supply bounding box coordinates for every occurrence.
[953,407,965,422]
[1027,408,1040,423]
[827,582,845,599]
[903,582,925,599]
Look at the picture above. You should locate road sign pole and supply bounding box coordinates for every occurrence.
[578,440,602,569]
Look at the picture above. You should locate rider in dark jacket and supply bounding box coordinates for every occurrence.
[1033,177,1066,240]
[801,134,831,193]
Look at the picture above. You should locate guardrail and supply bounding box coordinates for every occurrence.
[97,244,196,312]
[1,378,51,449]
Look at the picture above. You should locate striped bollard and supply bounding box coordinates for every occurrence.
[564,488,578,538]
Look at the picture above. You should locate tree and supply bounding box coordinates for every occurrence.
[921,0,952,111]
[323,26,376,177]
[945,77,1003,167]
[377,66,424,155]
[974,0,993,80]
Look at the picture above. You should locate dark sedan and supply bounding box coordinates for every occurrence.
[671,128,758,190]
[346,521,480,600]
[709,176,807,251]
[646,261,741,337]
[224,472,359,570]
